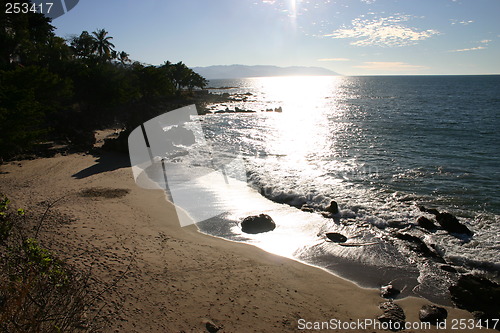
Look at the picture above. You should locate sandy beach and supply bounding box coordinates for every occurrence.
[0,135,493,332]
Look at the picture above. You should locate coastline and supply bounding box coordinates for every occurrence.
[0,146,493,332]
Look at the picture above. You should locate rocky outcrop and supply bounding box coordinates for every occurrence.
[436,212,473,236]
[419,305,447,325]
[241,214,276,234]
[394,233,444,262]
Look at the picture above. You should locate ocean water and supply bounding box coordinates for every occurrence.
[178,76,500,303]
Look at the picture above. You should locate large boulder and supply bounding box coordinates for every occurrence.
[436,212,473,236]
[241,214,276,234]
[419,305,447,325]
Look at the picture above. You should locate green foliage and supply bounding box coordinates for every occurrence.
[0,195,96,332]
[0,66,73,157]
[0,0,57,70]
[0,195,12,242]
[0,11,209,159]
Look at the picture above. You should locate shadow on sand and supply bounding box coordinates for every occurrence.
[72,151,130,179]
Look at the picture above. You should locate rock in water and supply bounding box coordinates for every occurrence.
[436,212,473,236]
[440,265,458,273]
[380,284,400,299]
[417,216,437,231]
[325,232,347,243]
[418,206,440,216]
[394,233,444,262]
[378,301,406,331]
[325,200,339,214]
[419,305,447,325]
[300,204,314,213]
[241,214,276,234]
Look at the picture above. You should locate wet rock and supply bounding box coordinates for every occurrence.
[440,265,458,273]
[325,232,347,243]
[449,275,500,322]
[419,305,447,325]
[300,204,314,213]
[378,301,406,331]
[381,284,400,299]
[436,212,473,236]
[418,206,440,216]
[417,216,437,231]
[241,214,276,234]
[325,200,339,215]
[394,233,444,262]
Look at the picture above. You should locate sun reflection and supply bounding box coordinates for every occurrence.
[252,76,342,166]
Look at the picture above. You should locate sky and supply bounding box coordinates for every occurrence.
[52,0,500,75]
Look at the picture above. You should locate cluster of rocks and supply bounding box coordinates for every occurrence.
[418,206,473,237]
[264,106,283,112]
[214,107,256,114]
[377,300,448,331]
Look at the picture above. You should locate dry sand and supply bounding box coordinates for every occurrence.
[0,139,492,332]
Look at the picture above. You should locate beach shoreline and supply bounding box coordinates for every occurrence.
[0,144,493,332]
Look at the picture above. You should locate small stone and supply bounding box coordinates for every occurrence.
[380,284,400,299]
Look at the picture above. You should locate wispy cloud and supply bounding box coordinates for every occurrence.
[354,61,428,71]
[450,19,474,25]
[317,58,350,61]
[449,46,487,52]
[360,0,376,4]
[325,15,439,47]
[480,39,492,44]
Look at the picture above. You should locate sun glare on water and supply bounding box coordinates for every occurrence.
[251,76,341,163]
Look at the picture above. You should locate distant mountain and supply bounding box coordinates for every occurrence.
[190,65,340,79]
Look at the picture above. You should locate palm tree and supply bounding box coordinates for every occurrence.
[117,51,130,65]
[92,29,115,61]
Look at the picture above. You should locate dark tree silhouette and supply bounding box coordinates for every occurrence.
[92,29,115,61]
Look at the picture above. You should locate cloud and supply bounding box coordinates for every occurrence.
[480,39,492,44]
[353,61,428,71]
[317,58,350,61]
[450,19,474,25]
[360,0,376,4]
[325,15,439,47]
[449,46,487,52]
